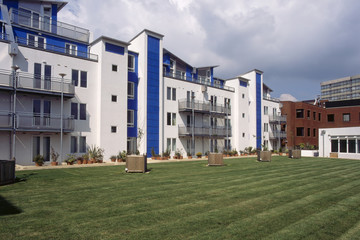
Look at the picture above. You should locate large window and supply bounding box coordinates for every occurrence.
[296,127,304,136]
[79,137,86,153]
[71,136,77,153]
[331,139,338,152]
[71,102,78,120]
[296,109,304,118]
[167,112,176,126]
[28,34,45,49]
[72,69,79,86]
[340,139,347,153]
[79,104,86,120]
[264,123,268,132]
[127,110,134,127]
[128,55,135,72]
[348,139,356,153]
[80,71,87,88]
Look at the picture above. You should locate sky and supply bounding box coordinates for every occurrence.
[59,0,360,101]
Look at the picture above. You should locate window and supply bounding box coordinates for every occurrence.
[112,64,118,72]
[79,137,86,153]
[71,136,77,153]
[264,123,268,132]
[313,128,316,137]
[71,102,78,120]
[340,139,347,153]
[127,110,134,127]
[172,138,176,151]
[172,113,176,126]
[307,110,310,119]
[296,127,304,136]
[313,112,316,120]
[65,43,77,55]
[28,34,45,49]
[128,82,134,99]
[172,88,176,101]
[128,55,135,72]
[296,109,304,118]
[170,59,176,75]
[264,106,268,115]
[307,128,310,137]
[80,104,86,120]
[167,138,171,151]
[72,69,79,86]
[331,139,338,152]
[242,94,245,99]
[349,139,356,153]
[111,126,117,133]
[343,113,350,122]
[80,71,87,88]
[167,112,171,126]
[242,133,245,138]
[112,95,117,102]
[327,114,335,122]
[167,87,171,100]
[242,113,245,118]
[319,113,321,121]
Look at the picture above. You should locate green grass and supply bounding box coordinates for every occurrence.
[1,157,360,239]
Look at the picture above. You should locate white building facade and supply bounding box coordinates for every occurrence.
[0,0,283,165]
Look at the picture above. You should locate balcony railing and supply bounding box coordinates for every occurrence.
[10,8,90,43]
[16,112,74,132]
[269,115,287,123]
[178,99,231,116]
[0,70,12,88]
[0,33,9,41]
[0,111,12,129]
[263,95,280,102]
[164,71,235,92]
[269,131,287,139]
[178,125,232,138]
[17,72,75,96]
[16,36,98,61]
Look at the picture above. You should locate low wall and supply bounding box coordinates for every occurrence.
[301,150,319,157]
[126,155,147,173]
[208,153,224,166]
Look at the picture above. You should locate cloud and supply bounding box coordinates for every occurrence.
[279,94,297,102]
[59,0,360,100]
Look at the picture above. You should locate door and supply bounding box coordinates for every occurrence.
[43,137,50,162]
[34,63,41,88]
[32,136,40,160]
[33,100,41,126]
[43,100,51,126]
[44,65,51,90]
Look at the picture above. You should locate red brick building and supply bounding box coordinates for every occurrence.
[281,99,360,148]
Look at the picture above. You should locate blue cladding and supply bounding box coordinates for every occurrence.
[147,36,160,156]
[3,0,18,10]
[51,4,58,34]
[186,65,192,80]
[240,80,247,87]
[256,73,262,149]
[105,43,124,55]
[128,52,139,138]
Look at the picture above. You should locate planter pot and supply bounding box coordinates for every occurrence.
[180,156,183,159]
[126,155,147,173]
[151,157,156,160]
[66,162,73,165]
[83,160,88,164]
[208,153,224,166]
[197,156,202,158]
[51,162,59,166]
[188,156,192,159]
[35,162,43,167]
[111,159,116,162]
[258,151,272,162]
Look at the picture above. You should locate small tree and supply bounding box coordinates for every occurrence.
[50,147,59,163]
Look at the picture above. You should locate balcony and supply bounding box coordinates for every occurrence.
[263,95,280,103]
[269,131,287,139]
[164,71,235,92]
[178,99,231,116]
[269,115,287,123]
[16,36,98,61]
[17,72,75,97]
[178,125,232,138]
[0,111,12,130]
[16,112,74,132]
[0,70,12,90]
[10,8,90,43]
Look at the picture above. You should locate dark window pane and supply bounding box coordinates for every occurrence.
[71,102,78,120]
[167,87,171,100]
[349,140,356,153]
[80,104,86,120]
[296,127,304,136]
[296,109,304,118]
[71,136,77,153]
[331,139,338,152]
[80,71,87,88]
[167,112,171,126]
[340,139,347,153]
[72,69,79,86]
[172,88,176,101]
[327,114,334,122]
[111,126,117,133]
[80,136,86,153]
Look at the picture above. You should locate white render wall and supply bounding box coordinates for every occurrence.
[319,127,360,160]
[263,98,282,151]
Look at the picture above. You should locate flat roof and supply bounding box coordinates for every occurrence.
[90,36,130,47]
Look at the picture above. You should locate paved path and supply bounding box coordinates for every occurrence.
[16,155,256,171]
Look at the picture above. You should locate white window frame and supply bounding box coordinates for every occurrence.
[27,34,46,49]
[128,54,135,72]
[127,110,134,127]
[128,82,135,99]
[65,43,77,55]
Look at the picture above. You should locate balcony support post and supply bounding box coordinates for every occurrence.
[59,73,66,163]
[11,65,19,160]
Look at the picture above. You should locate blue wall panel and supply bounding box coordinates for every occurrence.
[51,4,58,34]
[3,0,18,10]
[127,52,139,138]
[147,36,160,156]
[105,42,124,55]
[240,80,247,87]
[256,73,262,149]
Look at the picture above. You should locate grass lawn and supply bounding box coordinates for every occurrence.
[1,156,360,239]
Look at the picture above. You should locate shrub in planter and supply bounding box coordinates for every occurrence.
[82,153,89,164]
[64,154,76,165]
[196,152,202,158]
[187,152,192,159]
[50,147,59,166]
[77,156,83,164]
[34,154,45,166]
[88,145,104,163]
[110,155,117,162]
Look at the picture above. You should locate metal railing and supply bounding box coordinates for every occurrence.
[164,71,235,92]
[263,95,280,102]
[16,36,98,61]
[0,111,12,128]
[269,115,287,123]
[10,8,90,43]
[16,112,74,131]
[0,70,12,88]
[178,125,232,137]
[269,131,287,139]
[178,99,231,115]
[0,33,9,41]
[17,72,75,95]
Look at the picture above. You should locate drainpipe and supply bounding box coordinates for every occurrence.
[11,65,19,160]
[59,73,66,163]
[192,94,195,155]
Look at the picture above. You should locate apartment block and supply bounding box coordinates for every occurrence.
[0,0,282,165]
